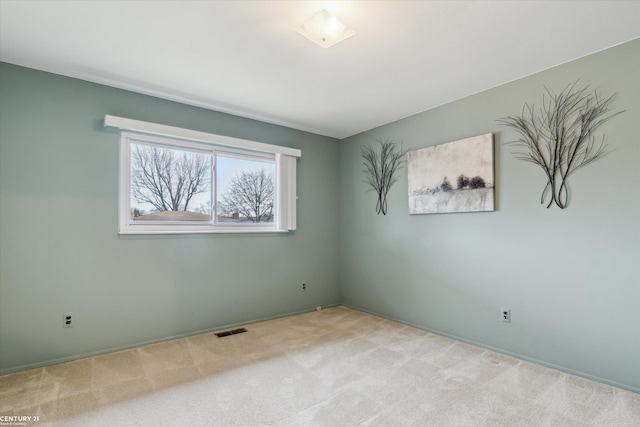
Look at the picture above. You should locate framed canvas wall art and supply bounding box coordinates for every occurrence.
[408,133,494,214]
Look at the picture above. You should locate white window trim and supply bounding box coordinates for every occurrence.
[105,115,301,157]
[105,115,300,235]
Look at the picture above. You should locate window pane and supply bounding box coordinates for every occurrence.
[216,155,275,224]
[130,143,212,221]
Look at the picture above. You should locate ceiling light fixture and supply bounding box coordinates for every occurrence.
[295,9,356,48]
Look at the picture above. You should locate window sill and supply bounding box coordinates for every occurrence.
[118,226,290,235]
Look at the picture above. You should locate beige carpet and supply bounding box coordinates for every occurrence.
[1,306,638,426]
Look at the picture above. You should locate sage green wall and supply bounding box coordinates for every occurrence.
[0,63,341,374]
[339,39,640,392]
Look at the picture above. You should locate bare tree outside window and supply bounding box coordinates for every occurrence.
[131,144,211,219]
[219,169,274,223]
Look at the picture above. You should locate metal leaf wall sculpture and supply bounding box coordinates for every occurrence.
[361,138,408,215]
[498,81,623,209]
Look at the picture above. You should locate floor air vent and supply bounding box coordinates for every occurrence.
[215,327,247,338]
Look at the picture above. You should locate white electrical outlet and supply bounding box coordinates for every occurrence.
[63,312,74,328]
[501,308,511,323]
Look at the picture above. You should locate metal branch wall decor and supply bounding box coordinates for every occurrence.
[361,137,408,215]
[498,81,624,209]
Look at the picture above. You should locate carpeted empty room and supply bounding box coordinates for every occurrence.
[1,2,639,427]
[2,307,639,426]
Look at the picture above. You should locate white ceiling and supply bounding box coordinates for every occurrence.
[1,1,639,139]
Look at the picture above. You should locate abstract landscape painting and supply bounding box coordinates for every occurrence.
[408,133,494,214]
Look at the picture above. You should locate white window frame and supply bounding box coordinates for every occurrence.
[104,115,300,235]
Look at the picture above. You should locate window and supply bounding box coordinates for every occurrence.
[105,115,300,234]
